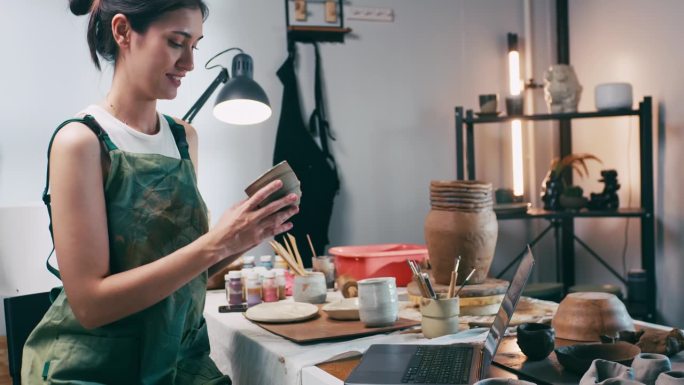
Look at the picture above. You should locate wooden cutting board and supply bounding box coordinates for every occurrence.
[249,312,419,344]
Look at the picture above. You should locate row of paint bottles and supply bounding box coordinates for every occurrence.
[226,268,288,307]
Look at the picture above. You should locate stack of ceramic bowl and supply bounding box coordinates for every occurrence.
[429,180,494,212]
[245,161,301,207]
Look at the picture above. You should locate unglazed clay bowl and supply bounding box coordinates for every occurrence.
[552,292,634,341]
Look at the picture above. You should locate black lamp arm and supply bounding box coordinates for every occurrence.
[182,67,229,123]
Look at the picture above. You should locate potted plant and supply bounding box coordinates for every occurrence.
[541,153,601,210]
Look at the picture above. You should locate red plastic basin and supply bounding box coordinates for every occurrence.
[329,244,428,287]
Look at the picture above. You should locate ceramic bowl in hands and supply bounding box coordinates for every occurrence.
[244,161,301,207]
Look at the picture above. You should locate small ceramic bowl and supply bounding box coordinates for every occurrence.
[245,161,301,207]
[516,322,555,361]
[656,371,684,385]
[595,82,633,111]
[322,298,360,320]
[555,342,641,374]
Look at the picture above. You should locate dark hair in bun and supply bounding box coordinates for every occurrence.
[69,0,94,16]
[69,0,209,70]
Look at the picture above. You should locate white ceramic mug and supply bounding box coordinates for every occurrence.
[633,353,672,385]
[358,277,398,327]
[293,272,327,304]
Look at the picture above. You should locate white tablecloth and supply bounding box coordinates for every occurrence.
[203,290,488,385]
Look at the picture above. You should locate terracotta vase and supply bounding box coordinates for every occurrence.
[424,181,498,286]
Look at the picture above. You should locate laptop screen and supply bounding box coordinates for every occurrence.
[483,248,535,359]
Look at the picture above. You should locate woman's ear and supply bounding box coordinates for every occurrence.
[111,13,131,49]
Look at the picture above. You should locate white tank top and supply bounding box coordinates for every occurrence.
[77,104,181,159]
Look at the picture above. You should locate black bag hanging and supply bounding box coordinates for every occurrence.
[273,43,340,268]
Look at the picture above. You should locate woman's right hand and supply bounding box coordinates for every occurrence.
[203,180,300,260]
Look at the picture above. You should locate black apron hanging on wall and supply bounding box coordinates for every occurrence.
[274,43,339,268]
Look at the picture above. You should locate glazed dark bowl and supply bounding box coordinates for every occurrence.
[554,342,641,374]
[516,322,555,361]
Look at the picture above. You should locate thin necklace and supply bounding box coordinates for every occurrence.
[106,98,160,134]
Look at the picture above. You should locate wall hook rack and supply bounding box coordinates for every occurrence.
[285,0,352,44]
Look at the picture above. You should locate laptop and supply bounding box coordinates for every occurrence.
[345,248,535,385]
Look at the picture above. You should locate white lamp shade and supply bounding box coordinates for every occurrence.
[213,99,272,125]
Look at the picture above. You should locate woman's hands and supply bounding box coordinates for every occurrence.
[204,180,300,261]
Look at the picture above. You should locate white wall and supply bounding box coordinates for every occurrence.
[568,0,684,326]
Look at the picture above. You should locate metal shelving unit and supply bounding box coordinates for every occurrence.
[454,96,655,321]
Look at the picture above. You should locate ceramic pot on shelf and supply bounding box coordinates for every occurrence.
[424,180,498,286]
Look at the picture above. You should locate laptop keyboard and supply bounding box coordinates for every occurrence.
[401,345,473,384]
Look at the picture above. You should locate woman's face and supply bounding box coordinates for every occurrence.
[122,8,204,100]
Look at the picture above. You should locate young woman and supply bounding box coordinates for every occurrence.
[21,1,297,383]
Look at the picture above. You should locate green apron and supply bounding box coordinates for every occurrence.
[22,115,231,385]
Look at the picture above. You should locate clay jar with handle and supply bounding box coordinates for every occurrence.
[425,180,498,285]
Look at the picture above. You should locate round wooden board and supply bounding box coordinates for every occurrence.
[407,277,509,298]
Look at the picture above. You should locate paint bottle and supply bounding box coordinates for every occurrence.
[274,255,288,270]
[225,270,243,306]
[240,267,253,302]
[262,270,278,302]
[259,255,274,270]
[242,255,255,269]
[246,271,262,307]
[273,268,287,300]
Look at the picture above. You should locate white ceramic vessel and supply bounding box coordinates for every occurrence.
[595,82,633,111]
[358,277,398,327]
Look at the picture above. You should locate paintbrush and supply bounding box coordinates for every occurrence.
[422,272,437,299]
[447,271,456,298]
[453,268,476,298]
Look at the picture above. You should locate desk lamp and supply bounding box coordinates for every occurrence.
[183,47,272,125]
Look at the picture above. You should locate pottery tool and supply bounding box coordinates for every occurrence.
[282,237,296,264]
[269,241,306,276]
[286,233,305,270]
[268,241,299,275]
[453,268,476,298]
[306,234,317,259]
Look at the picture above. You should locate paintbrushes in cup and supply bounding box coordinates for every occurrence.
[453,268,476,298]
[407,260,429,298]
[447,256,461,298]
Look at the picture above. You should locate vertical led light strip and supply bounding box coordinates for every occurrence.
[508,33,524,197]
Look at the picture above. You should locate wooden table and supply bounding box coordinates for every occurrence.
[311,320,684,384]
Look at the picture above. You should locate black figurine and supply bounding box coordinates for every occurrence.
[588,169,620,210]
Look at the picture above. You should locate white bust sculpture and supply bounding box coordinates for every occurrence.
[543,64,582,113]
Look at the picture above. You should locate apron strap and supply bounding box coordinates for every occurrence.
[163,115,191,160]
[42,114,116,280]
[308,43,339,175]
